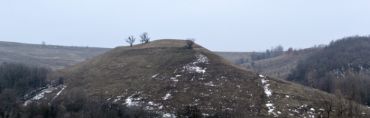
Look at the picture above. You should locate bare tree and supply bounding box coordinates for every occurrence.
[185,39,195,49]
[140,32,150,44]
[126,36,136,47]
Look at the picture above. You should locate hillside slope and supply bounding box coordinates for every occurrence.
[0,41,109,70]
[217,48,320,80]
[288,36,370,105]
[26,40,369,118]
[250,48,320,79]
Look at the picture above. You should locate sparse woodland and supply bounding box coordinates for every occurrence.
[0,63,159,118]
[288,36,370,105]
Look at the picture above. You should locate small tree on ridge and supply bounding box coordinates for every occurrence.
[140,32,150,44]
[185,39,195,49]
[126,35,136,47]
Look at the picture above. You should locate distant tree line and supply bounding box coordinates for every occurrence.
[251,45,285,61]
[0,63,49,97]
[288,36,370,105]
[0,63,49,118]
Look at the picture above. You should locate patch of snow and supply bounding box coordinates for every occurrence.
[125,95,142,107]
[145,101,163,110]
[261,79,272,97]
[32,87,55,100]
[162,113,176,118]
[261,78,278,117]
[259,74,265,78]
[175,75,181,77]
[264,85,272,97]
[51,85,67,101]
[182,54,209,74]
[293,109,300,113]
[204,81,216,87]
[113,95,124,103]
[24,85,60,106]
[183,66,206,74]
[286,95,290,98]
[202,113,210,117]
[261,78,268,84]
[162,93,172,100]
[152,73,159,78]
[194,54,209,64]
[310,108,315,111]
[148,101,155,106]
[23,100,32,106]
[170,77,179,82]
[266,102,277,116]
[266,103,274,107]
[300,104,308,108]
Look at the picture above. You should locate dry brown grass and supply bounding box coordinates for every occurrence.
[49,39,370,117]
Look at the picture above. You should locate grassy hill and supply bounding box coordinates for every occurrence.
[0,40,307,80]
[217,48,321,80]
[0,41,109,70]
[24,39,370,118]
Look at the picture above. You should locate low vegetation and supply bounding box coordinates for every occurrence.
[288,36,370,105]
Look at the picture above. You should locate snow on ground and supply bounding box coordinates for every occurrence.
[152,73,160,78]
[125,95,142,107]
[183,66,207,74]
[146,101,164,110]
[261,78,272,97]
[162,113,176,118]
[24,85,64,106]
[162,93,172,100]
[194,54,209,64]
[170,77,179,82]
[183,54,209,74]
[52,85,67,101]
[260,74,279,117]
[259,74,265,78]
[113,95,124,103]
[204,81,216,87]
[32,86,56,100]
[265,101,278,117]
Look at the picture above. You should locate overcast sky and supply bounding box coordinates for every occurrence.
[0,0,369,51]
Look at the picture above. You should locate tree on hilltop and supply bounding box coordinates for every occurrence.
[126,35,136,47]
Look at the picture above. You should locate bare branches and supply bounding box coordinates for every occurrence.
[126,35,136,47]
[140,32,150,44]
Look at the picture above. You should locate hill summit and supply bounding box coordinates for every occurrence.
[26,39,370,117]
